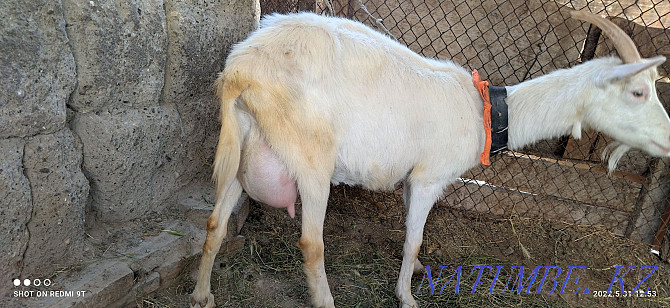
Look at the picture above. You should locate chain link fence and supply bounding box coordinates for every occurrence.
[258,0,670,261]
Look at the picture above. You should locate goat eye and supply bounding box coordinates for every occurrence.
[632,90,644,98]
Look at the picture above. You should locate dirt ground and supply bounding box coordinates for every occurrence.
[141,185,669,308]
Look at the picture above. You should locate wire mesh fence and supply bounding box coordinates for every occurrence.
[258,0,670,261]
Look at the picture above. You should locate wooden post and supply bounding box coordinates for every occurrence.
[651,198,670,255]
[626,158,670,244]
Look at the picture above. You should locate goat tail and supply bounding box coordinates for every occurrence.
[212,72,246,199]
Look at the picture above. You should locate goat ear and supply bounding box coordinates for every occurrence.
[597,56,666,86]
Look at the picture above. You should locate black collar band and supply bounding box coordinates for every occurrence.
[488,85,509,155]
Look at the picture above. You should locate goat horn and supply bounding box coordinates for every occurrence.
[571,10,641,63]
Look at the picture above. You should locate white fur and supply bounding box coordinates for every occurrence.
[191,12,670,308]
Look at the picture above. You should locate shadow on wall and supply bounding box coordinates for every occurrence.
[0,0,259,297]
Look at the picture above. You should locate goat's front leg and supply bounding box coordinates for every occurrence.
[298,177,334,308]
[396,180,446,308]
[191,179,243,308]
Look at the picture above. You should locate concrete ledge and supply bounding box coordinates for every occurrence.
[19,193,249,307]
[19,261,134,308]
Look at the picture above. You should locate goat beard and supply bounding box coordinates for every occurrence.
[601,142,631,174]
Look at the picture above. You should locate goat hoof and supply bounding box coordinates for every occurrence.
[399,301,418,308]
[190,292,215,308]
[312,295,335,308]
[398,295,418,308]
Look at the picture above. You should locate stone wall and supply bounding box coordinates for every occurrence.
[0,0,258,296]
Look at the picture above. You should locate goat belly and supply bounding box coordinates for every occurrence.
[240,139,298,218]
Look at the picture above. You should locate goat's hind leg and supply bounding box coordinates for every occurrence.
[298,175,335,308]
[282,132,336,307]
[190,179,243,308]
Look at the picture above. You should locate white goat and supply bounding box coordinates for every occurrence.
[191,10,670,308]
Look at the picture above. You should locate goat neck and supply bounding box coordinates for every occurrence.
[503,62,596,151]
[504,55,670,167]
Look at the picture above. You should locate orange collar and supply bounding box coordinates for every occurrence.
[472,70,508,165]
